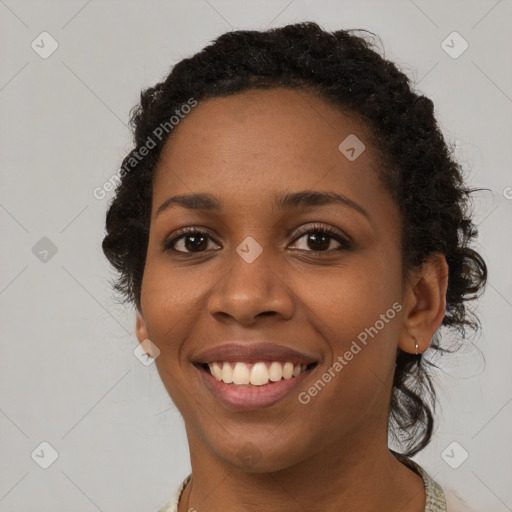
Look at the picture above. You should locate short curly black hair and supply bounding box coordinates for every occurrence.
[102,21,487,457]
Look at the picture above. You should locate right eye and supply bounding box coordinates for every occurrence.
[163,228,221,254]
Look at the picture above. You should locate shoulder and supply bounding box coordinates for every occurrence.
[444,487,477,512]
[154,474,191,512]
[391,451,477,512]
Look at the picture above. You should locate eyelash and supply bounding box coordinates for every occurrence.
[163,223,352,254]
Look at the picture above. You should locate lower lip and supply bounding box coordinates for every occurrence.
[196,364,315,411]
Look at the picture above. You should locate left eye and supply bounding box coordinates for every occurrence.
[290,228,350,252]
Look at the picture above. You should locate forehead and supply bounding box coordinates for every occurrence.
[152,88,386,217]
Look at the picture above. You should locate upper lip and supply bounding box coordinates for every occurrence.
[193,342,319,365]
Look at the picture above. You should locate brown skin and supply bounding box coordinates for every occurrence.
[135,88,448,512]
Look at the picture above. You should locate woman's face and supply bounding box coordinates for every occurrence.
[136,88,409,471]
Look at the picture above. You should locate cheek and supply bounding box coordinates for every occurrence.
[295,252,403,400]
[298,258,402,339]
[140,257,208,357]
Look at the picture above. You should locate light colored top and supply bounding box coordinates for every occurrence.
[155,455,471,512]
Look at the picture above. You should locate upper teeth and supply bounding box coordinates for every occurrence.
[208,361,309,386]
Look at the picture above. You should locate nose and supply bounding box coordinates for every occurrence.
[207,241,295,325]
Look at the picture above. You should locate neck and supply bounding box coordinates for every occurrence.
[179,436,425,512]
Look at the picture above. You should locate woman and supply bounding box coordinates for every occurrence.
[102,22,486,512]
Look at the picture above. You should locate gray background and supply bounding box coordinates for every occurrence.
[1,0,511,510]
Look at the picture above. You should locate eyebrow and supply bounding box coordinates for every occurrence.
[155,190,370,219]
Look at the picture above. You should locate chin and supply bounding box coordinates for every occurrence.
[218,436,308,473]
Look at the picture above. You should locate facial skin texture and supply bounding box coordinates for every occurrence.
[135,88,448,512]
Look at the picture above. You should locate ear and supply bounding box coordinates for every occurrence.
[135,307,150,344]
[397,253,449,354]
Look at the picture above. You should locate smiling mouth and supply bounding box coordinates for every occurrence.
[197,361,318,387]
